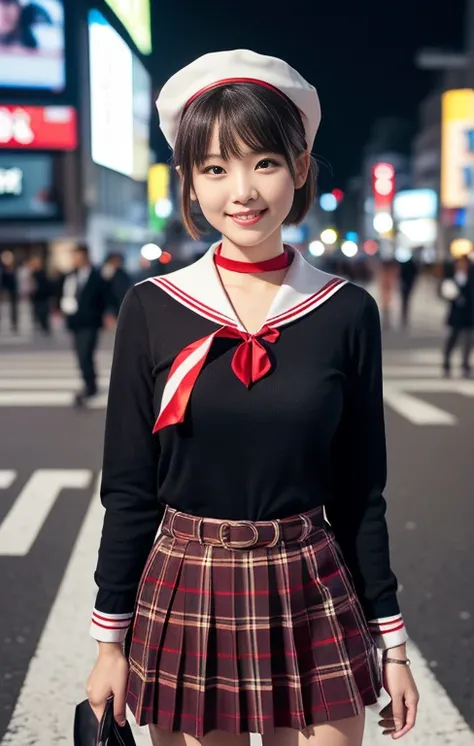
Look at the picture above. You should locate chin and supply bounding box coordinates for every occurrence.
[221,224,283,249]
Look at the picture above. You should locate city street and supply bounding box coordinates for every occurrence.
[0,289,473,746]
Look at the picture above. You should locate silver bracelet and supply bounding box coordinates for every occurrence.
[383,657,411,666]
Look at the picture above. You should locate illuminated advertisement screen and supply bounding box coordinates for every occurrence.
[0,152,59,217]
[0,0,65,90]
[88,9,150,180]
[104,0,151,54]
[441,89,474,209]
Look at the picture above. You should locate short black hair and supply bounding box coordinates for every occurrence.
[74,243,89,258]
[173,83,317,239]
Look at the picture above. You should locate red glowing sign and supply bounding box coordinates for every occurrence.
[372,162,395,210]
[0,106,77,150]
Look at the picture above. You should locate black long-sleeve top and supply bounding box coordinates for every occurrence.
[90,259,406,650]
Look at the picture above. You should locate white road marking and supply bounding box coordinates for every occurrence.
[0,470,16,489]
[383,385,457,425]
[0,377,110,390]
[387,379,474,394]
[0,473,151,746]
[0,469,93,556]
[384,365,443,378]
[1,473,473,745]
[0,392,77,406]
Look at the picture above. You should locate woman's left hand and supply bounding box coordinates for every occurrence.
[378,661,420,739]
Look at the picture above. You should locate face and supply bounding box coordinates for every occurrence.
[72,250,88,269]
[189,122,309,250]
[0,2,20,36]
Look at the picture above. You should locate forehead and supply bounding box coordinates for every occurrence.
[205,120,265,160]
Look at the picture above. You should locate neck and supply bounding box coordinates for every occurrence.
[219,231,284,264]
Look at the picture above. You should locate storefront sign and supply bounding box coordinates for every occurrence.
[441,89,474,208]
[0,167,23,196]
[0,106,77,150]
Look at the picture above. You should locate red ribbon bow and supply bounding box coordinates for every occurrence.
[216,324,280,387]
[153,324,280,432]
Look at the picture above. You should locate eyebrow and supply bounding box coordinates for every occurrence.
[203,148,274,160]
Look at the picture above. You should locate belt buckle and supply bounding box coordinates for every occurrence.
[218,520,259,549]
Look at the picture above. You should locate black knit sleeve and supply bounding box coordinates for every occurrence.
[90,287,163,642]
[326,290,406,646]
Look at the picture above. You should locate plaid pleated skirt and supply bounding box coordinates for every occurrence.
[125,505,381,738]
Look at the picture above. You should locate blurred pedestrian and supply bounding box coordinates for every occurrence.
[398,255,419,329]
[60,244,107,406]
[28,254,53,335]
[441,255,474,378]
[378,257,399,330]
[101,252,131,327]
[0,250,19,333]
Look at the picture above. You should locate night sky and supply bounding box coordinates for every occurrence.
[151,0,465,190]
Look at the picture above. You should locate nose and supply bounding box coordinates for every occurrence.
[230,170,258,204]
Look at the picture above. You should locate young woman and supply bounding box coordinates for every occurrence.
[86,49,419,746]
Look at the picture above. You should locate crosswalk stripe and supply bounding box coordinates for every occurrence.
[0,471,16,489]
[0,378,110,390]
[0,470,93,556]
[383,385,457,426]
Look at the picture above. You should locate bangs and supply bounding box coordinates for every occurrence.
[174,83,306,170]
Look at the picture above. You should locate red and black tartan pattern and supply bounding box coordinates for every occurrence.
[126,507,381,738]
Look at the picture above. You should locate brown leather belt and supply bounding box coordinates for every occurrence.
[160,505,326,550]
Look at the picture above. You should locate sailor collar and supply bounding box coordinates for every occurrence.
[146,242,347,432]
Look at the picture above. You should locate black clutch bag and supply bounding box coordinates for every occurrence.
[74,696,137,746]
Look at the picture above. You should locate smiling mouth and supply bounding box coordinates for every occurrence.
[227,209,268,223]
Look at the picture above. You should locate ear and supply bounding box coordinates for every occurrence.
[294,151,311,189]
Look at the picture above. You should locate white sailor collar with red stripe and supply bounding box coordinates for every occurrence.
[147,241,347,332]
[146,242,348,432]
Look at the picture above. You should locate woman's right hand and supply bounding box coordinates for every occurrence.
[86,643,129,726]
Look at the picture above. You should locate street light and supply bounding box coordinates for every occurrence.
[373,212,394,234]
[309,240,325,257]
[341,240,358,257]
[141,243,163,261]
[321,228,338,245]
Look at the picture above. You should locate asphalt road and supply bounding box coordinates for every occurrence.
[0,295,473,745]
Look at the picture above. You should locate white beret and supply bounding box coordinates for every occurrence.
[156,49,321,151]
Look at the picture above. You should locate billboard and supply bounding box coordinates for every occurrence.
[441,89,474,209]
[393,189,438,221]
[0,0,65,90]
[104,0,151,55]
[0,152,59,217]
[0,105,77,149]
[88,10,150,180]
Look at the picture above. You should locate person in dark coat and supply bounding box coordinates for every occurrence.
[101,252,131,322]
[60,244,107,406]
[0,251,19,333]
[398,255,419,328]
[28,254,53,334]
[441,255,474,377]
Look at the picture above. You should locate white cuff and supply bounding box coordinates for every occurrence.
[367,613,408,650]
[89,608,133,643]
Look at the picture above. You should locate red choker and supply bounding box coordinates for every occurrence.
[214,244,293,274]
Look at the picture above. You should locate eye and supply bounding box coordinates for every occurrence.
[256,158,280,170]
[202,165,225,175]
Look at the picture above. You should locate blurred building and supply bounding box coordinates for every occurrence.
[0,0,154,272]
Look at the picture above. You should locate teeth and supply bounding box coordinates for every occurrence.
[234,211,262,220]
